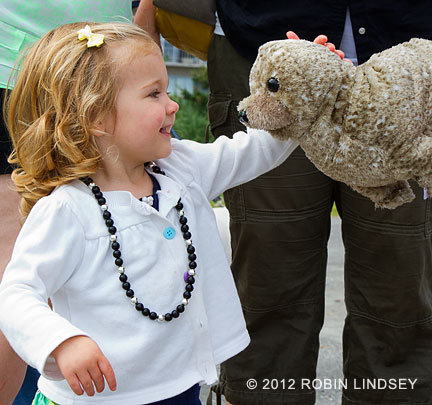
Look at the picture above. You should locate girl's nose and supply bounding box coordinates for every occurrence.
[168,98,179,114]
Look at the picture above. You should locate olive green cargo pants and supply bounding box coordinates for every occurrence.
[207,34,432,405]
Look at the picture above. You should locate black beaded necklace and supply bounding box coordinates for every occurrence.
[81,163,197,322]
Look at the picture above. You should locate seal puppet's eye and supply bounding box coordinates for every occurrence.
[267,77,279,92]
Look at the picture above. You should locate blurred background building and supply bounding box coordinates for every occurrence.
[161,39,206,94]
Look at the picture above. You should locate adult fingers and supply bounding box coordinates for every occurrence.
[313,34,328,45]
[286,31,299,40]
[99,358,117,392]
[334,49,345,59]
[324,42,336,52]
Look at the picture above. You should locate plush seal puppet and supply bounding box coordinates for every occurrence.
[238,38,432,209]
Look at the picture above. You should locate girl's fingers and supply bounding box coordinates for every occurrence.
[286,31,300,40]
[88,364,105,393]
[313,34,328,45]
[98,358,117,392]
[52,336,115,396]
[65,359,115,396]
[66,373,84,396]
[76,371,95,397]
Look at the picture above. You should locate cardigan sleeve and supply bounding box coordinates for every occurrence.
[0,195,89,380]
[168,128,299,201]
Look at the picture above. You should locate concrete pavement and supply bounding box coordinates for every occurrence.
[200,214,346,404]
[315,214,345,404]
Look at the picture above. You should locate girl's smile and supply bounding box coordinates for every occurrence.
[160,125,173,138]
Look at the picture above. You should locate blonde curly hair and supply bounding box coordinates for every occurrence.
[4,22,160,218]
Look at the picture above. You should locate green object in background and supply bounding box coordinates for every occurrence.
[32,391,59,405]
[171,90,208,143]
[332,202,339,216]
[171,66,209,143]
[0,0,133,88]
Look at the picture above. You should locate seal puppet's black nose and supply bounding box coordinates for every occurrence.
[238,110,248,124]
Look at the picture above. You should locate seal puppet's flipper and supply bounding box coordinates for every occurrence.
[351,181,415,209]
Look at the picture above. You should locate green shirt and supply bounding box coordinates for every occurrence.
[0,0,133,88]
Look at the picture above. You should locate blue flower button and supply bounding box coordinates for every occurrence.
[163,227,176,240]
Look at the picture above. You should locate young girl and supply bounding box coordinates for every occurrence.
[0,22,298,404]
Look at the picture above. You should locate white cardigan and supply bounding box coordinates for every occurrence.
[0,129,298,404]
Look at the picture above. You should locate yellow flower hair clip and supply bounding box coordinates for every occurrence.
[77,25,104,48]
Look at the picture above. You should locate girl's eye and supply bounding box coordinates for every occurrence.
[150,91,161,98]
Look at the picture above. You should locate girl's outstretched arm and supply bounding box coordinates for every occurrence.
[51,335,117,397]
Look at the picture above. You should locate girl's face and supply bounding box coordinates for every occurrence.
[98,46,179,166]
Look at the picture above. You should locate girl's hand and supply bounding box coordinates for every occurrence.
[286,31,353,63]
[51,336,117,396]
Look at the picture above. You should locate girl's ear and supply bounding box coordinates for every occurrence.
[92,111,114,137]
[92,120,107,137]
